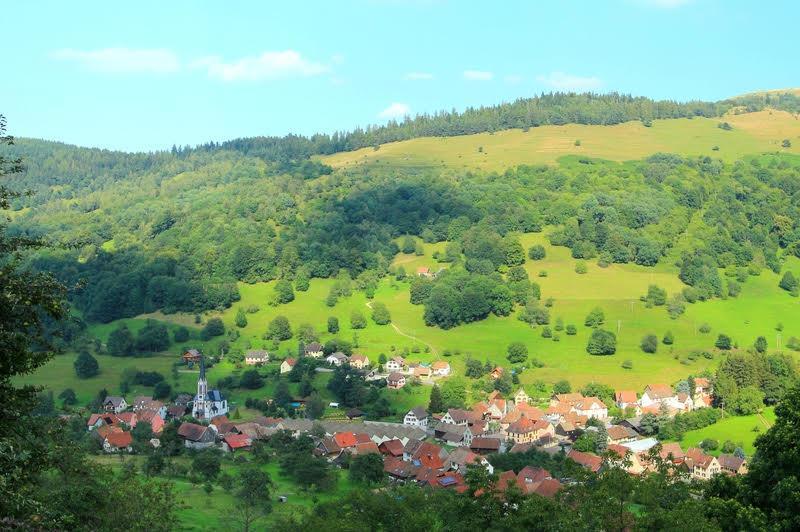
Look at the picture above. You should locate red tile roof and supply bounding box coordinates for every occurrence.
[224,434,252,450]
[333,432,358,448]
[568,449,602,472]
[379,439,405,457]
[105,431,133,449]
[615,390,637,403]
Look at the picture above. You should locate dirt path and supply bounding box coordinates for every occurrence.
[365,301,438,355]
[757,412,773,428]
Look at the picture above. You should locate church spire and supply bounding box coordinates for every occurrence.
[199,355,206,381]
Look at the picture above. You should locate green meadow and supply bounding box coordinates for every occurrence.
[322,111,800,172]
[668,407,776,456]
[22,233,800,410]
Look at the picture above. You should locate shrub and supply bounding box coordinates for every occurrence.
[663,331,674,345]
[587,329,616,355]
[640,334,658,353]
[715,334,732,350]
[200,318,225,341]
[575,261,587,274]
[506,342,528,364]
[584,307,605,327]
[566,324,577,335]
[541,326,552,338]
[74,351,99,379]
[699,323,712,334]
[174,326,190,343]
[621,359,633,370]
[528,245,546,260]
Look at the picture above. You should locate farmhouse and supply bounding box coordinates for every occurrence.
[222,433,252,453]
[304,342,324,358]
[684,448,721,480]
[103,431,133,453]
[470,437,501,455]
[639,384,676,408]
[244,350,269,365]
[326,352,349,366]
[718,454,748,475]
[403,406,428,428]
[572,396,608,420]
[349,354,370,369]
[385,356,406,372]
[387,372,406,389]
[567,449,603,473]
[431,360,451,376]
[614,390,638,411]
[182,349,202,364]
[514,388,531,405]
[103,396,128,414]
[280,358,297,374]
[178,422,217,449]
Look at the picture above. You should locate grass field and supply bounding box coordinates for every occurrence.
[322,111,800,172]
[668,407,776,456]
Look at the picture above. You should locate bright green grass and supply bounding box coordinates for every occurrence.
[322,111,800,172]
[669,407,776,456]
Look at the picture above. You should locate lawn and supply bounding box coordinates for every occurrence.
[668,407,776,457]
[322,111,800,172]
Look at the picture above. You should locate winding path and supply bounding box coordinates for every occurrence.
[365,301,438,355]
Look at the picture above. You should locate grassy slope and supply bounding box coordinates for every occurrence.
[667,407,776,456]
[322,111,800,172]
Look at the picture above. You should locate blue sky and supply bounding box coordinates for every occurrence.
[1,0,797,151]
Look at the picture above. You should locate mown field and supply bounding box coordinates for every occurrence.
[21,233,800,412]
[322,111,800,171]
[667,407,776,457]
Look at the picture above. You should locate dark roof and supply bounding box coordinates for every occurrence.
[305,342,323,352]
[346,408,365,419]
[207,390,225,402]
[379,439,405,456]
[410,406,428,419]
[470,437,501,451]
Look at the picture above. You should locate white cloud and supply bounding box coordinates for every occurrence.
[378,102,411,119]
[405,71,434,80]
[536,71,603,91]
[463,70,494,81]
[193,50,329,82]
[504,74,523,84]
[51,48,179,74]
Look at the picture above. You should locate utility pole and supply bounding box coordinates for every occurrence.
[617,320,621,333]
[777,332,782,350]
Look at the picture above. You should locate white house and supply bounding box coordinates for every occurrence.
[326,352,348,366]
[304,342,324,358]
[640,384,676,408]
[349,354,370,370]
[280,358,297,374]
[103,396,128,414]
[431,360,451,377]
[572,397,608,420]
[385,356,405,372]
[244,350,270,365]
[514,388,531,406]
[403,406,429,428]
[387,372,406,389]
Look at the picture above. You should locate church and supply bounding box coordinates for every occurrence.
[191,357,229,420]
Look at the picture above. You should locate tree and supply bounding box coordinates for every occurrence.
[273,380,292,409]
[401,235,416,254]
[640,334,658,354]
[371,302,391,325]
[266,316,292,341]
[135,320,170,353]
[566,324,577,335]
[350,310,367,329]
[440,379,467,409]
[587,329,617,355]
[235,308,248,328]
[107,325,135,356]
[553,380,571,394]
[327,316,339,333]
[779,271,798,294]
[584,307,605,327]
[502,236,525,266]
[528,245,546,260]
[306,392,325,419]
[192,449,221,482]
[506,342,528,364]
[58,388,77,406]
[153,381,172,400]
[295,267,310,292]
[349,453,385,485]
[240,369,264,389]
[715,334,732,350]
[234,467,274,532]
[74,351,99,379]
[428,384,444,413]
[645,285,667,306]
[663,331,674,345]
[754,336,767,354]
[274,280,295,304]
[174,326,190,342]
[200,318,225,341]
[782,138,792,148]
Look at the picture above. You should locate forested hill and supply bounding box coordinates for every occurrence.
[3,90,800,325]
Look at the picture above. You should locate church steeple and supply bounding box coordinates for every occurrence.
[194,356,208,419]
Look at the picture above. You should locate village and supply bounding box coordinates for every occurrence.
[84,343,748,501]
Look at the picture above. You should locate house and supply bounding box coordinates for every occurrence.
[658,442,685,463]
[409,441,448,470]
[606,424,637,444]
[191,357,228,420]
[132,398,167,419]
[640,384,676,408]
[280,358,297,374]
[614,390,638,410]
[137,409,165,434]
[434,422,473,447]
[514,388,531,406]
[87,413,120,430]
[549,392,584,407]
[178,422,217,449]
[470,437,501,455]
[515,466,562,498]
[346,408,365,420]
[572,396,608,420]
[326,352,348,366]
[166,404,187,419]
[441,408,473,426]
[103,396,128,414]
[379,439,406,457]
[182,349,202,364]
[384,456,420,481]
[431,360,451,377]
[387,372,406,389]
[685,448,721,480]
[506,417,554,444]
[244,350,270,365]
[304,342,324,358]
[222,433,252,453]
[349,354,370,370]
[694,377,712,397]
[675,392,694,411]
[316,437,343,458]
[385,356,406,372]
[567,449,603,473]
[103,431,133,453]
[490,367,504,380]
[446,446,494,475]
[607,444,647,475]
[413,366,432,379]
[174,393,193,407]
[417,267,433,278]
[718,454,748,475]
[404,406,428,428]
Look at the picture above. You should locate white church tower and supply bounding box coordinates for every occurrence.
[192,356,228,420]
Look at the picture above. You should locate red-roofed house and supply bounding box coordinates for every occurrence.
[572,397,608,420]
[568,449,602,472]
[103,431,133,453]
[431,360,451,377]
[333,432,358,449]
[280,358,297,374]
[223,433,252,452]
[615,390,638,410]
[387,372,406,389]
[379,439,405,457]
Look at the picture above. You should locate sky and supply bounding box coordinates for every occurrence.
[1,0,797,152]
